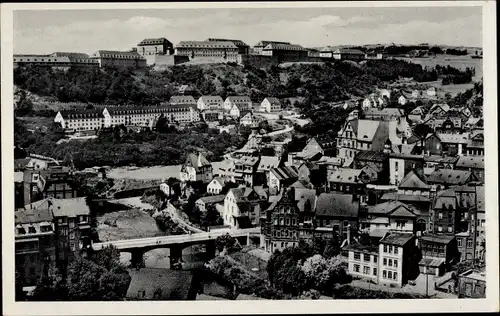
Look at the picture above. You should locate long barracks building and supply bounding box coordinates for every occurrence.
[54,104,200,132]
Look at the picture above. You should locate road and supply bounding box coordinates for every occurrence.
[92,227,260,251]
[264,125,294,137]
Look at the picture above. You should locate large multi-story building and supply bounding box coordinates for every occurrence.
[261,43,308,62]
[378,233,420,287]
[262,188,300,253]
[51,198,92,269]
[90,50,147,69]
[207,38,249,55]
[15,201,56,287]
[197,96,224,111]
[253,40,291,55]
[223,96,253,112]
[13,52,99,70]
[54,105,200,132]
[336,118,412,160]
[136,37,174,56]
[175,40,240,62]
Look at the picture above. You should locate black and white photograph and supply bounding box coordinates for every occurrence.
[1,1,498,314]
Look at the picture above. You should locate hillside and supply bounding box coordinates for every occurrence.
[14,59,462,109]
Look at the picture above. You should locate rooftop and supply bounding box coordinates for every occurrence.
[344,243,379,255]
[270,166,299,181]
[177,41,238,49]
[380,233,414,246]
[197,195,226,204]
[315,193,358,218]
[456,156,484,169]
[459,269,486,282]
[420,234,455,245]
[138,38,172,46]
[355,150,389,162]
[328,168,363,184]
[15,198,54,224]
[426,169,473,185]
[51,197,90,217]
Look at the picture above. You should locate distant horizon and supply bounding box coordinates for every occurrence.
[14,7,482,55]
[13,42,483,56]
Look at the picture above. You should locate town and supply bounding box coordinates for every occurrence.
[13,33,485,301]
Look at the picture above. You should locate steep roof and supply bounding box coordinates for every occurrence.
[170,95,196,104]
[399,169,430,189]
[437,133,469,144]
[380,233,414,246]
[207,38,249,47]
[270,166,299,181]
[315,193,359,218]
[368,201,417,218]
[176,41,238,49]
[138,38,172,46]
[423,155,459,164]
[226,96,252,102]
[296,138,324,160]
[263,43,307,51]
[420,234,455,245]
[263,97,280,105]
[199,95,223,102]
[328,168,363,184]
[197,195,226,204]
[257,156,281,172]
[15,198,54,224]
[184,153,211,171]
[456,156,484,169]
[356,120,380,142]
[355,150,389,162]
[426,169,473,185]
[93,50,144,59]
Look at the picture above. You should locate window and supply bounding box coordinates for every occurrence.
[438,212,443,219]
[438,225,443,232]
[354,264,360,272]
[363,266,370,275]
[383,270,387,278]
[28,226,36,234]
[393,272,398,280]
[388,245,393,253]
[394,260,398,268]
[466,239,473,248]
[373,268,378,276]
[373,255,378,263]
[395,161,399,171]
[383,258,387,265]
[383,245,388,253]
[388,259,393,267]
[363,254,370,262]
[354,252,361,260]
[394,247,399,255]
[388,271,393,279]
[447,226,453,233]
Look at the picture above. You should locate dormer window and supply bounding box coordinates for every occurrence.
[17,227,26,235]
[28,226,36,234]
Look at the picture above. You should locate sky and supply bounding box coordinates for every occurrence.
[13,6,482,55]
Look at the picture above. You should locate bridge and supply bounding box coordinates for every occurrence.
[91,227,261,268]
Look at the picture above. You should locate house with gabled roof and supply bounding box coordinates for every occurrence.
[381,168,433,211]
[327,168,373,200]
[180,152,213,183]
[465,131,484,156]
[223,96,252,112]
[314,193,359,242]
[240,112,260,126]
[256,156,281,185]
[364,201,422,236]
[223,186,268,229]
[294,137,324,163]
[260,97,281,113]
[269,166,299,195]
[197,96,223,111]
[426,169,476,188]
[455,156,484,183]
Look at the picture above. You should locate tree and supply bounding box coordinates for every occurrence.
[31,266,67,301]
[215,233,237,252]
[300,254,350,295]
[413,123,433,152]
[200,204,223,230]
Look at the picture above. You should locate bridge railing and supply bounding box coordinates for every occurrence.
[92,227,260,251]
